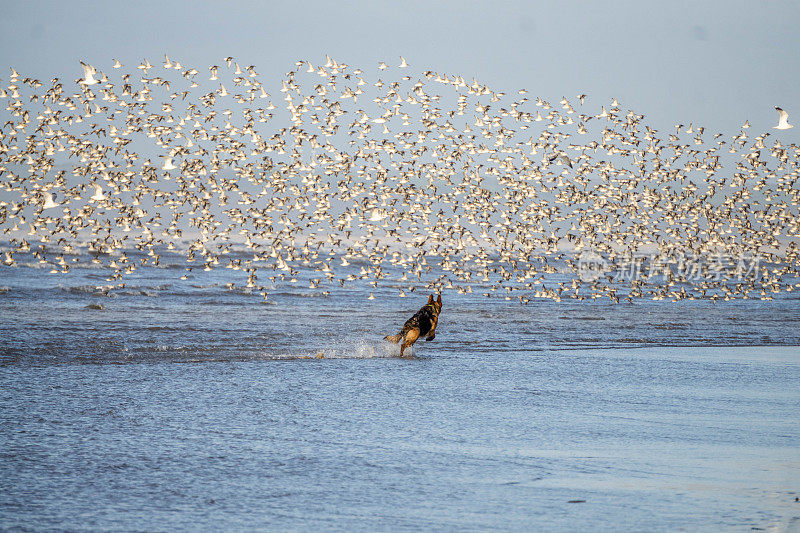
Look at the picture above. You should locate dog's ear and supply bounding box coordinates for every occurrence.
[427,294,434,304]
[436,294,442,305]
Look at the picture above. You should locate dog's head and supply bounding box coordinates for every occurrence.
[427,293,442,315]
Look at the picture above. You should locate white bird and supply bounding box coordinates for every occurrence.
[42,191,59,209]
[3,54,800,305]
[90,184,106,201]
[399,56,408,68]
[80,61,100,85]
[369,208,387,221]
[773,107,793,130]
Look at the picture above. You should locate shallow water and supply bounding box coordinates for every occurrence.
[1,260,799,365]
[1,264,799,530]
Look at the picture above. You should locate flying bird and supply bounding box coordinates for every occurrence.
[773,107,793,130]
[0,54,797,304]
[42,191,59,209]
[79,61,100,85]
[90,184,106,202]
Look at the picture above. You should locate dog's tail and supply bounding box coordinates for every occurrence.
[384,333,402,344]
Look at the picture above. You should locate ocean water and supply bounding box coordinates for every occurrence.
[1,261,799,531]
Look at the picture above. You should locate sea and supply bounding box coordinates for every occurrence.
[1,254,799,531]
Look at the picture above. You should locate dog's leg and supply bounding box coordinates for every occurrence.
[400,328,420,357]
[426,321,437,341]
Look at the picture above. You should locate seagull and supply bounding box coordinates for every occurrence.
[79,61,100,85]
[90,184,106,202]
[773,107,793,130]
[369,208,387,221]
[42,191,59,209]
[399,56,409,68]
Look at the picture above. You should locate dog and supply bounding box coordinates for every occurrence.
[384,294,442,357]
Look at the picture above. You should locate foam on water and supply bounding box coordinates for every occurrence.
[321,337,405,359]
[262,338,405,360]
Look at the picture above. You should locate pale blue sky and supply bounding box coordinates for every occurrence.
[1,0,798,136]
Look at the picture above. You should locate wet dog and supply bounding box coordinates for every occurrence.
[384,294,442,357]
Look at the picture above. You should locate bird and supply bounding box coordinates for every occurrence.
[42,191,59,209]
[79,61,100,85]
[0,54,797,305]
[773,107,793,130]
[90,184,106,202]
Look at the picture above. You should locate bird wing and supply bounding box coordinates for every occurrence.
[81,61,95,78]
[774,107,792,129]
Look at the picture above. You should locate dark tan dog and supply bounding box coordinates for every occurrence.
[384,294,442,357]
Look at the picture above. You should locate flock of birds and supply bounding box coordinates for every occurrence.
[0,55,798,303]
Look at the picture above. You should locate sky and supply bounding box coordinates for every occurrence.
[1,0,798,136]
